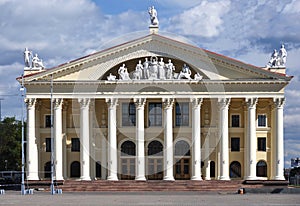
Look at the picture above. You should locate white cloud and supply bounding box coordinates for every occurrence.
[158,0,201,9]
[167,0,231,37]
[283,0,300,14]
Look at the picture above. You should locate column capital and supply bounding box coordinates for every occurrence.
[78,98,90,108]
[190,98,203,109]
[273,97,285,109]
[106,98,118,109]
[134,98,146,109]
[246,97,258,109]
[218,98,230,109]
[25,98,36,108]
[162,98,174,109]
[53,98,63,109]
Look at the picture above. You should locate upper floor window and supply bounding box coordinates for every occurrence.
[122,103,136,126]
[231,114,240,127]
[175,102,189,126]
[45,115,51,128]
[148,103,162,126]
[257,114,267,127]
[71,138,80,152]
[257,137,266,151]
[45,138,51,152]
[231,137,240,152]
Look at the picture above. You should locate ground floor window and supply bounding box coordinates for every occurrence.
[174,140,190,180]
[148,140,163,180]
[120,141,136,180]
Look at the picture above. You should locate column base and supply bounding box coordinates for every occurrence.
[163,176,175,181]
[204,177,211,180]
[55,176,64,181]
[27,175,39,181]
[135,176,146,181]
[107,175,118,181]
[244,176,257,180]
[191,176,203,181]
[219,176,230,181]
[80,176,91,181]
[271,176,285,180]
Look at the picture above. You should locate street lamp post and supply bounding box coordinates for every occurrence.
[20,75,26,195]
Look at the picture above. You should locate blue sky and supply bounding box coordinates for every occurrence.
[0,0,299,168]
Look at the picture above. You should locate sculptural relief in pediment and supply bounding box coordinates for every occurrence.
[104,56,206,81]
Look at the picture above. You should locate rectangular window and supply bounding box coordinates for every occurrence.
[258,137,266,151]
[148,103,162,126]
[175,102,189,126]
[231,114,240,127]
[45,115,52,128]
[46,138,51,152]
[258,114,267,127]
[122,103,136,126]
[71,138,80,152]
[231,137,240,152]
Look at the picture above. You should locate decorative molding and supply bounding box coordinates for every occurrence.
[217,98,230,110]
[162,98,174,109]
[246,97,258,109]
[190,98,203,109]
[273,97,285,109]
[78,98,90,108]
[25,98,36,108]
[134,98,146,109]
[53,98,63,109]
[105,98,118,109]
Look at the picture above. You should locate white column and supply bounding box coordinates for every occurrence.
[163,98,174,181]
[79,98,91,180]
[54,98,64,180]
[273,98,285,180]
[101,135,107,180]
[245,98,258,180]
[191,98,203,180]
[26,98,39,180]
[106,98,118,181]
[62,102,68,179]
[204,133,211,180]
[134,98,146,181]
[218,98,230,180]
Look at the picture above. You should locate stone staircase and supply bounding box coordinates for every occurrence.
[57,180,244,192]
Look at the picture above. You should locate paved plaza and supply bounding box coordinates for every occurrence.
[0,191,299,206]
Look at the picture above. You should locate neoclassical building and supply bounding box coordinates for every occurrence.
[18,24,292,182]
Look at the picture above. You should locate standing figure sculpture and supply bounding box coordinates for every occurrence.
[165,59,175,79]
[24,48,32,68]
[143,58,150,79]
[148,6,159,26]
[278,44,287,66]
[133,60,143,80]
[158,58,166,79]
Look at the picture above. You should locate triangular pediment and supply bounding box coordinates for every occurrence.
[21,34,291,83]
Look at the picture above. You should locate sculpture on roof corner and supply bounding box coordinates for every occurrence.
[267,44,287,68]
[148,6,159,26]
[23,48,45,71]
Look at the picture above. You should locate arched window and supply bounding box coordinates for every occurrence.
[210,161,215,178]
[44,161,51,178]
[70,161,80,178]
[230,161,241,178]
[257,160,267,177]
[175,140,190,156]
[121,141,136,156]
[148,140,163,156]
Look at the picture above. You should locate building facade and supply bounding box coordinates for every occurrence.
[18,31,292,182]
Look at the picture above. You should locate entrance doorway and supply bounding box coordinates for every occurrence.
[120,140,136,180]
[147,140,163,180]
[174,140,191,180]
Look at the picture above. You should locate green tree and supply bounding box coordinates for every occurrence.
[0,117,22,171]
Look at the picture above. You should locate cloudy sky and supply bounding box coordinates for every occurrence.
[0,0,299,168]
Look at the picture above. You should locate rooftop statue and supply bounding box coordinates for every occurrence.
[32,53,45,69]
[267,44,287,68]
[23,48,45,70]
[24,48,32,68]
[148,6,159,26]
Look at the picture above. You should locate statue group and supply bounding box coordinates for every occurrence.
[23,48,45,69]
[267,44,287,68]
[109,56,203,81]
